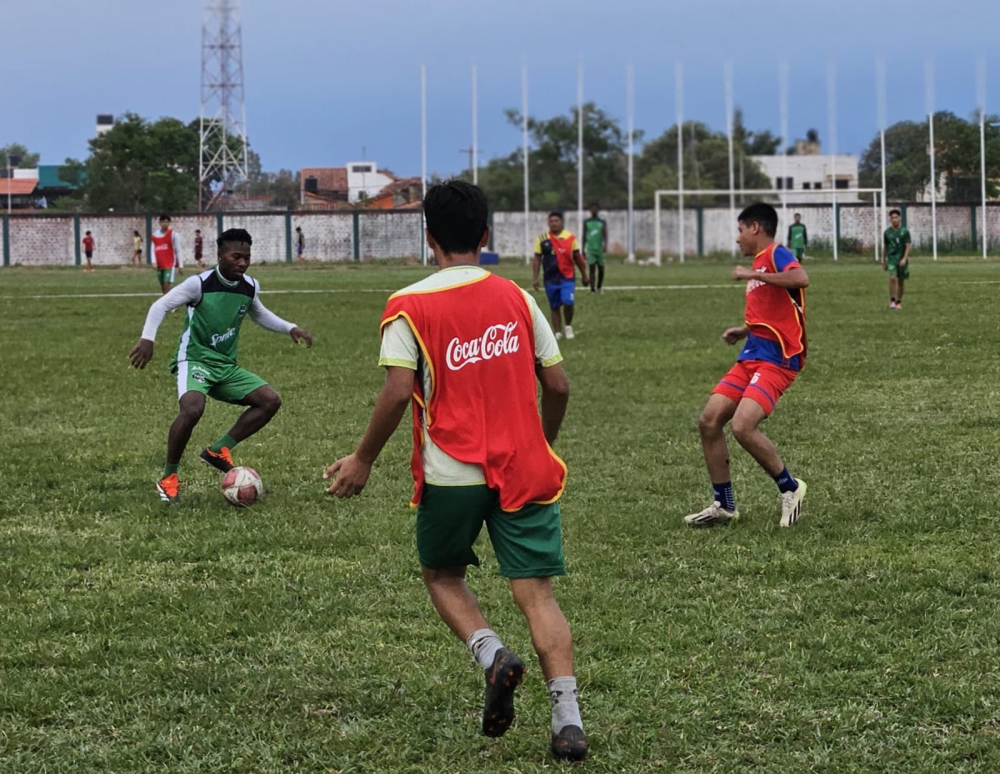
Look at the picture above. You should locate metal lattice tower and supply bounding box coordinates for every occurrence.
[199,0,248,211]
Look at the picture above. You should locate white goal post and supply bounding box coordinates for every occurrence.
[653,188,886,264]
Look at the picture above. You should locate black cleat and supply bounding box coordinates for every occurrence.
[482,648,524,737]
[551,724,588,761]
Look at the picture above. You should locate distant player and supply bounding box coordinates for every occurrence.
[151,215,183,294]
[324,181,587,761]
[883,209,911,310]
[532,212,587,340]
[685,202,809,528]
[787,213,807,260]
[132,230,143,266]
[295,226,305,261]
[128,228,313,503]
[583,204,608,294]
[194,230,205,268]
[82,231,95,272]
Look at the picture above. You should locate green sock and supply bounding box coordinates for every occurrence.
[210,434,237,454]
[163,462,179,478]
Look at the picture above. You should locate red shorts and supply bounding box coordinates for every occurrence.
[712,360,798,417]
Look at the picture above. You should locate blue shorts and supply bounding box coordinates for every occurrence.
[545,278,575,310]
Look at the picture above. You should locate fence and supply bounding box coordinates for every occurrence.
[3,203,999,266]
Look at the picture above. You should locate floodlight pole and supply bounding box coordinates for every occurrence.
[627,62,635,262]
[577,57,584,239]
[421,62,427,266]
[522,60,530,265]
[979,56,988,259]
[724,61,736,257]
[676,61,684,264]
[471,60,478,186]
[877,58,888,263]
[779,61,789,228]
[827,60,839,261]
[926,59,938,261]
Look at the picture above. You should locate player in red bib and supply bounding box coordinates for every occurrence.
[323,181,587,761]
[151,214,184,295]
[686,203,809,528]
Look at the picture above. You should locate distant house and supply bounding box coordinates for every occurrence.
[300,167,350,208]
[0,174,38,209]
[750,153,860,203]
[367,177,423,209]
[36,165,82,202]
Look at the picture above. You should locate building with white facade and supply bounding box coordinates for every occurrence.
[750,153,860,202]
[345,162,394,204]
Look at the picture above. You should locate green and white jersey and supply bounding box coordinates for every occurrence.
[583,217,606,257]
[140,267,297,369]
[788,223,807,250]
[884,226,911,263]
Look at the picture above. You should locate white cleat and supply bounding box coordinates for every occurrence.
[564,325,575,340]
[779,479,807,527]
[555,331,564,340]
[684,501,739,528]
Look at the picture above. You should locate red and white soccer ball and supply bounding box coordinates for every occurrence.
[221,466,263,507]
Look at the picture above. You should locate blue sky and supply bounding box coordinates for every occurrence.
[4,0,1000,180]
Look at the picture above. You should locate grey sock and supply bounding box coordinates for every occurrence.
[548,676,583,734]
[466,628,503,671]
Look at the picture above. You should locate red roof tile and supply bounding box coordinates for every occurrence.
[301,167,347,193]
[0,178,38,195]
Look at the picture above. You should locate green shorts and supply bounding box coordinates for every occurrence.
[585,250,605,267]
[887,260,910,280]
[173,361,268,404]
[156,268,175,285]
[417,484,566,579]
[794,247,805,260]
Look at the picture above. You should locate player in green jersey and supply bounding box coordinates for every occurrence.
[583,204,607,294]
[787,213,807,260]
[883,209,912,310]
[129,228,313,502]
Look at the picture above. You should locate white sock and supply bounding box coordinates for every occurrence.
[548,676,583,734]
[466,628,503,671]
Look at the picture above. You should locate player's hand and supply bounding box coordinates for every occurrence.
[323,453,371,498]
[533,280,540,291]
[128,339,154,369]
[900,257,908,266]
[177,266,184,275]
[882,262,888,271]
[721,327,747,345]
[732,266,757,281]
[290,327,313,348]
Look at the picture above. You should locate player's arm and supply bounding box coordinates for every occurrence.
[572,237,587,277]
[787,225,793,246]
[901,230,912,264]
[602,219,608,252]
[173,232,184,272]
[324,366,413,498]
[733,266,808,289]
[802,224,808,247]
[128,277,201,368]
[532,254,542,290]
[248,287,312,346]
[525,290,568,444]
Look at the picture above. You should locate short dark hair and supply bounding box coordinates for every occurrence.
[548,211,564,220]
[217,228,252,248]
[295,226,301,231]
[85,230,91,235]
[794,212,801,216]
[738,202,778,237]
[423,180,488,255]
[589,203,600,209]
[889,208,901,217]
[195,229,201,234]
[159,214,171,221]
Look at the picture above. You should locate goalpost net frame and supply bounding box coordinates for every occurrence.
[653,188,886,265]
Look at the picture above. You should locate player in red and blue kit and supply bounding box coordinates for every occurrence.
[685,203,810,528]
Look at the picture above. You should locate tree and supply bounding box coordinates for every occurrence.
[858,111,1000,202]
[0,142,40,168]
[469,103,633,210]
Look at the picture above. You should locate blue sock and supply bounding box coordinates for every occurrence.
[773,467,798,493]
[712,481,736,512]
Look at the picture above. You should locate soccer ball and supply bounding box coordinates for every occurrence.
[221,466,263,507]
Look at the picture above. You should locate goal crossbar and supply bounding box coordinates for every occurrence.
[654,187,885,264]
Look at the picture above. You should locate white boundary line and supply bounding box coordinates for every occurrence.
[1,284,742,301]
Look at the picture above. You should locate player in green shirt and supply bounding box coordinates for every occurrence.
[129,228,313,502]
[787,213,807,260]
[583,204,607,294]
[883,209,912,310]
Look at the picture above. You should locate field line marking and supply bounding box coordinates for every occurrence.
[0,284,740,301]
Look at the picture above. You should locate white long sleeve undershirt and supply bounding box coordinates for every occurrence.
[140,273,296,342]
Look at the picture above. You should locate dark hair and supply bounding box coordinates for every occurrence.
[548,211,564,220]
[133,230,139,235]
[589,203,600,209]
[195,229,201,234]
[738,202,778,237]
[889,208,901,217]
[217,228,252,248]
[794,212,801,216]
[295,226,301,231]
[423,180,488,255]
[85,230,91,235]
[159,214,171,221]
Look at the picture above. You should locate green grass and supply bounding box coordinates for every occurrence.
[3,256,1000,772]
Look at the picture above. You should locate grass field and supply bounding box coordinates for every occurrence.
[3,256,1000,772]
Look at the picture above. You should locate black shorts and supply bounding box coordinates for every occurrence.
[85,251,93,259]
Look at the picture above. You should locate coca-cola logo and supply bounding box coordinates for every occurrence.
[446,322,521,371]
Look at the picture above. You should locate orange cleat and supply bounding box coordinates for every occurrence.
[156,473,181,503]
[200,446,235,473]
